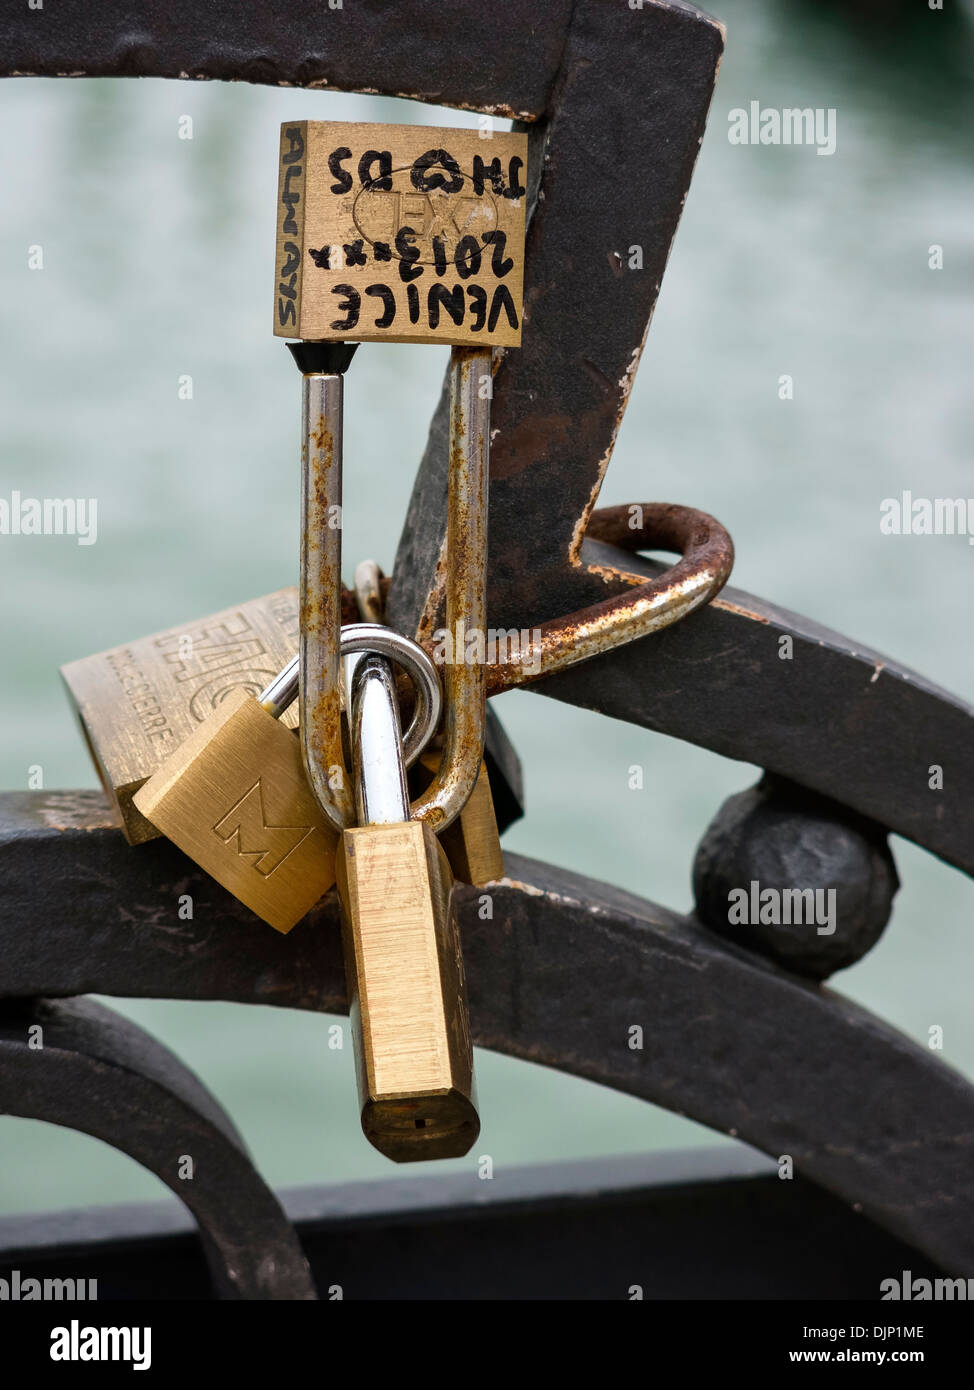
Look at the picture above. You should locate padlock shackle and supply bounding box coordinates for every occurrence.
[299,368,355,833]
[260,629,440,771]
[349,655,409,827]
[258,658,299,718]
[338,624,442,771]
[407,345,490,834]
[298,347,489,835]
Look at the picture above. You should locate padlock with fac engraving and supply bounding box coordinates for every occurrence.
[280,118,520,1159]
[337,650,479,1162]
[60,589,303,845]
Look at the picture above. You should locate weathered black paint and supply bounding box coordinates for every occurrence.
[0,1151,946,1301]
[0,0,569,118]
[693,774,899,979]
[2,791,973,1275]
[0,996,315,1299]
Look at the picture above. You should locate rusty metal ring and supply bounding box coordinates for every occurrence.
[484,502,734,694]
[339,623,442,772]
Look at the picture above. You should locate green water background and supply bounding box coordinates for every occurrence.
[1,0,973,1214]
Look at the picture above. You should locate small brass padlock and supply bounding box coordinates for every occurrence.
[61,589,301,845]
[133,656,336,934]
[338,653,479,1162]
[413,750,505,887]
[274,120,528,349]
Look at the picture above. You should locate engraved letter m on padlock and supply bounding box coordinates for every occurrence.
[213,781,313,876]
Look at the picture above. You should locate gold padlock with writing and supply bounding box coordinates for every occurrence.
[61,589,302,845]
[274,120,528,349]
[132,655,337,933]
[337,652,479,1162]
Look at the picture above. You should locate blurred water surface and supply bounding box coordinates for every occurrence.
[1,0,972,1214]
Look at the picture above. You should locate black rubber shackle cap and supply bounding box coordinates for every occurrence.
[286,341,359,374]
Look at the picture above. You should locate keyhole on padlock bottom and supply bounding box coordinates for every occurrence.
[415,1118,429,1129]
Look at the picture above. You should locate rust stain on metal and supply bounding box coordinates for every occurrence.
[300,427,339,639]
[410,347,489,833]
[567,346,646,569]
[712,597,771,625]
[37,792,115,833]
[414,533,449,650]
[309,415,333,457]
[300,382,352,832]
[488,412,576,484]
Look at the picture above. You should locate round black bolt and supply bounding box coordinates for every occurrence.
[692,774,899,980]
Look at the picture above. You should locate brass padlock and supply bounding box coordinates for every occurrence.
[274,120,528,349]
[132,655,337,934]
[413,750,504,887]
[132,630,442,933]
[338,652,479,1162]
[61,589,301,844]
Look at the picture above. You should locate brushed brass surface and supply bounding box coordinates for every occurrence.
[274,120,527,347]
[133,689,337,933]
[61,589,300,845]
[417,753,505,886]
[337,820,479,1161]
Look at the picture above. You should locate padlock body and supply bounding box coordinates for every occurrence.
[133,688,337,933]
[61,589,300,844]
[414,752,505,886]
[274,121,527,348]
[337,820,479,1161]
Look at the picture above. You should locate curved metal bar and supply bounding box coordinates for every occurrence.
[2,790,972,1275]
[409,347,490,832]
[462,860,974,1277]
[298,351,486,836]
[338,624,441,773]
[349,655,409,826]
[0,995,316,1300]
[0,0,569,119]
[482,503,734,693]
